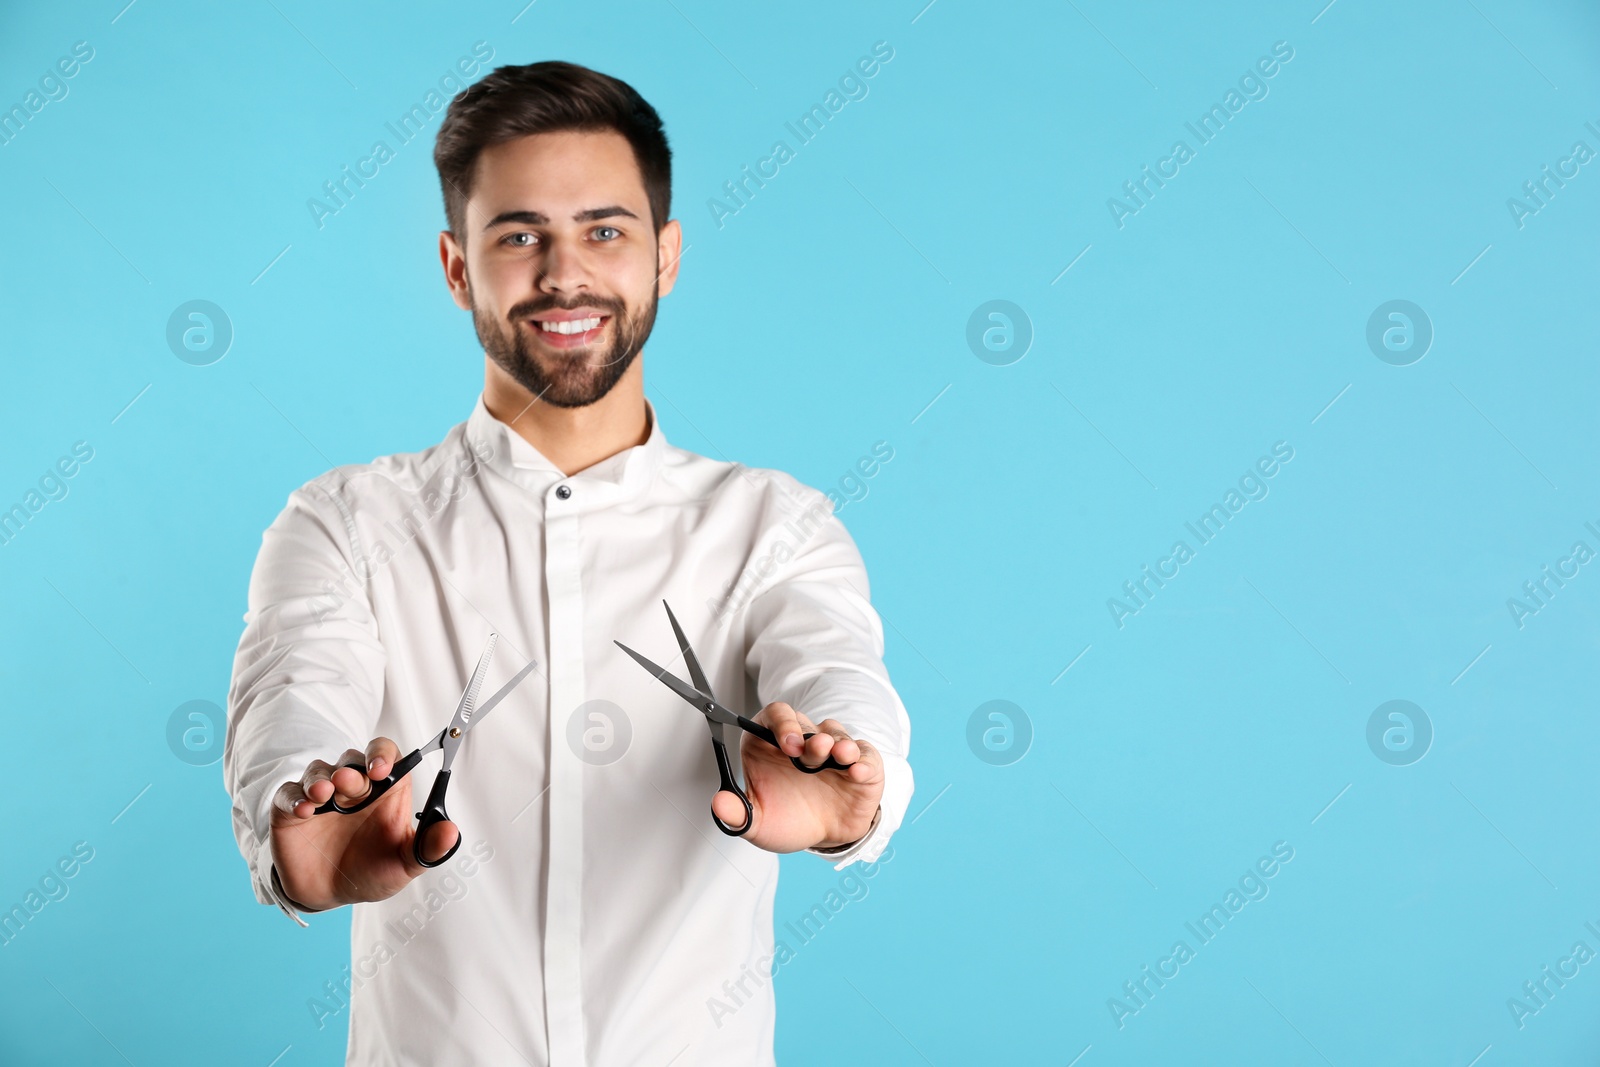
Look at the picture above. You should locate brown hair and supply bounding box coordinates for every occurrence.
[433,60,672,242]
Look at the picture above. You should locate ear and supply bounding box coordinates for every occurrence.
[440,230,472,310]
[655,219,684,298]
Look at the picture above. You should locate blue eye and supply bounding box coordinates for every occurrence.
[594,226,621,241]
[503,232,535,247]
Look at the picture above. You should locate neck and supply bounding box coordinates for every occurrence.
[481,358,650,477]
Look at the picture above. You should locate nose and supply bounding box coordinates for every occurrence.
[535,234,592,295]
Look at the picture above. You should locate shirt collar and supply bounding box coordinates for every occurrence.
[465,392,667,498]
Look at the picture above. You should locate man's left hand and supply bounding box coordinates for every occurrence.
[711,701,884,853]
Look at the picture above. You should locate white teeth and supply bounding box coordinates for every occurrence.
[538,316,602,335]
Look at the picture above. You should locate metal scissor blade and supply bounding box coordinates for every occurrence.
[661,600,714,704]
[416,653,535,759]
[440,633,498,771]
[614,640,730,723]
[463,658,539,735]
[614,639,779,747]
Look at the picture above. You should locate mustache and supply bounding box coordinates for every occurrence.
[509,296,624,321]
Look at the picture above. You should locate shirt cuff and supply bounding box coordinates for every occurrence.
[255,833,312,928]
[807,805,881,864]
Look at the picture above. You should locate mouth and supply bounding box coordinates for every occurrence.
[526,313,611,349]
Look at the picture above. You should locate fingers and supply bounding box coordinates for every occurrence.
[761,702,839,765]
[272,779,314,823]
[298,758,339,810]
[760,701,810,759]
[805,718,861,769]
[276,737,403,822]
[756,705,881,776]
[840,735,885,784]
[329,748,374,806]
[334,737,402,801]
[365,736,401,779]
[809,720,884,783]
[298,753,365,811]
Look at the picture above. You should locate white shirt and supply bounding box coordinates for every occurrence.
[223,395,914,1066]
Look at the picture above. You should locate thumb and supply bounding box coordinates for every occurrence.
[403,817,461,873]
[711,789,755,835]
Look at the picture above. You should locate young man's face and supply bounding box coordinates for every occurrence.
[441,129,681,409]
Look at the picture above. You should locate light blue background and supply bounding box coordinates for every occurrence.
[2,0,1597,1063]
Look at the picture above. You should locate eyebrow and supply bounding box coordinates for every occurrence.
[482,205,640,230]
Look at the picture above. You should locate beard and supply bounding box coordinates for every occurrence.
[472,282,658,409]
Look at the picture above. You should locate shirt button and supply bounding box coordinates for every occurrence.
[555,484,572,500]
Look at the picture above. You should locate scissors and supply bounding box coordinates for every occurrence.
[614,600,847,837]
[313,632,539,867]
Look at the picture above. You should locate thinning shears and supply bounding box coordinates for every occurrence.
[313,633,539,867]
[614,600,847,837]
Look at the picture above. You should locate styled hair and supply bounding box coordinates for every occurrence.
[433,60,671,242]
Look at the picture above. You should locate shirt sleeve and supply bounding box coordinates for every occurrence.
[741,480,914,869]
[223,476,387,926]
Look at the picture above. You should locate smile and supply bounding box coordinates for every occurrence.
[526,315,610,348]
[538,316,604,335]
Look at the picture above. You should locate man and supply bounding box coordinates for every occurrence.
[223,60,913,1065]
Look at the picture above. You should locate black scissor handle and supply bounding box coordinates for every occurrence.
[744,721,849,776]
[710,740,754,837]
[312,749,424,815]
[789,731,849,775]
[413,769,463,868]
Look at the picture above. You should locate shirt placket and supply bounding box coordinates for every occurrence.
[543,474,588,1065]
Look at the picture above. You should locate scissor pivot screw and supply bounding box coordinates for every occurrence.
[450,727,462,738]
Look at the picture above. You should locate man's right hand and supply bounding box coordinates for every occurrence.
[270,737,459,912]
